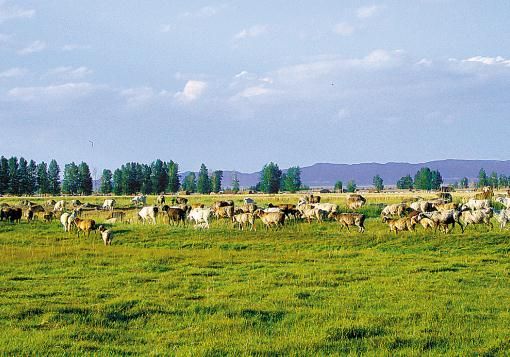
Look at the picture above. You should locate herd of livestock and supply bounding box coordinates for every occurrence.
[1,189,510,245]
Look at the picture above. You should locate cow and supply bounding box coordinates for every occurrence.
[102,199,116,211]
[138,206,158,224]
[188,207,212,229]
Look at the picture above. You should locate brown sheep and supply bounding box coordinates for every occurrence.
[254,209,285,230]
[382,216,416,234]
[346,194,366,210]
[43,211,54,223]
[167,207,186,226]
[73,217,96,237]
[329,212,366,232]
[232,212,256,231]
[214,205,234,219]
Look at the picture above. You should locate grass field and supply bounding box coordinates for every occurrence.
[1,193,510,355]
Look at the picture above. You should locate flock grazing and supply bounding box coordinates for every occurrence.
[1,189,510,245]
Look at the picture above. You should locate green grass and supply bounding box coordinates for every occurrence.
[1,194,510,354]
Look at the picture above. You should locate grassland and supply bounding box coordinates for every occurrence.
[1,193,510,355]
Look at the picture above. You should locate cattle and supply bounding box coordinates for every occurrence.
[382,216,416,234]
[138,206,158,224]
[1,207,22,223]
[418,210,464,233]
[495,209,510,229]
[131,195,147,206]
[43,211,54,223]
[60,210,77,232]
[460,208,493,230]
[381,203,407,218]
[254,209,285,229]
[347,194,366,210]
[102,199,116,211]
[243,197,256,205]
[98,225,113,245]
[73,217,96,237]
[26,209,34,222]
[495,196,510,209]
[232,212,256,231]
[54,200,66,212]
[188,207,212,229]
[156,195,165,205]
[461,199,490,211]
[329,212,366,232]
[214,205,234,219]
[167,207,186,226]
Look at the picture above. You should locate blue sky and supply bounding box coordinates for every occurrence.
[1,1,509,173]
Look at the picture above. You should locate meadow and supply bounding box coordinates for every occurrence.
[1,192,510,355]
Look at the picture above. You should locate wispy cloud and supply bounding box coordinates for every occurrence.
[180,5,220,18]
[160,24,173,33]
[7,82,99,102]
[45,66,93,80]
[18,40,46,55]
[356,5,383,19]
[175,80,207,103]
[463,56,510,66]
[0,67,27,78]
[234,24,268,40]
[61,44,91,51]
[333,22,354,36]
[0,1,35,23]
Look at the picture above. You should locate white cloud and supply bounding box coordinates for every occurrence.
[62,44,91,51]
[463,56,510,66]
[0,67,27,78]
[356,5,382,19]
[121,86,155,106]
[234,25,268,40]
[174,80,207,102]
[46,66,93,80]
[416,58,432,66]
[180,5,220,18]
[18,40,46,55]
[0,1,35,23]
[237,86,272,98]
[160,24,173,33]
[333,22,354,36]
[7,82,99,102]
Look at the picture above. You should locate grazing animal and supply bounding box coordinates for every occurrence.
[474,186,493,200]
[104,218,118,224]
[494,209,510,229]
[309,203,338,215]
[26,209,34,222]
[418,210,464,233]
[254,209,285,230]
[188,207,212,229]
[53,200,66,212]
[102,199,116,211]
[60,210,77,232]
[300,206,324,223]
[98,225,113,245]
[243,197,256,205]
[232,212,256,231]
[434,202,459,211]
[240,203,257,213]
[346,194,366,210]
[460,208,493,230]
[381,203,407,218]
[212,200,234,210]
[410,200,435,213]
[131,195,147,206]
[1,207,22,223]
[156,195,165,205]
[138,206,159,224]
[495,196,510,208]
[43,211,54,223]
[413,215,436,230]
[70,199,82,207]
[382,216,416,234]
[214,205,234,219]
[73,217,96,237]
[167,207,186,226]
[461,199,490,211]
[329,212,366,232]
[175,197,188,205]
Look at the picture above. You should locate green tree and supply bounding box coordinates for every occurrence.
[373,174,384,192]
[430,170,443,190]
[0,156,9,195]
[489,171,499,188]
[78,162,93,195]
[477,168,489,188]
[18,157,29,195]
[167,160,180,193]
[396,174,413,189]
[8,157,19,195]
[27,160,38,194]
[150,159,168,194]
[100,169,113,194]
[140,164,152,195]
[182,172,196,193]
[211,170,223,193]
[499,174,509,188]
[334,180,343,192]
[36,162,50,194]
[281,166,301,193]
[346,180,357,193]
[414,167,432,190]
[259,162,282,194]
[48,159,61,195]
[231,172,240,193]
[62,163,80,194]
[459,177,469,189]
[113,169,123,195]
[197,164,211,194]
